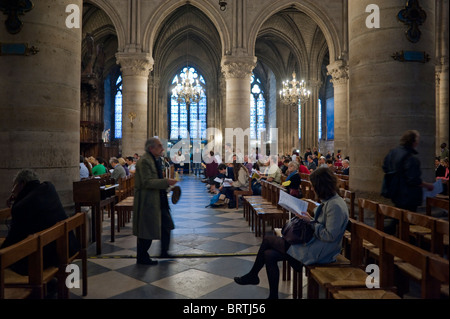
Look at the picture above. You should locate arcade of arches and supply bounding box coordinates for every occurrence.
[0,0,448,208]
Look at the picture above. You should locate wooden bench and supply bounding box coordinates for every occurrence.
[307,219,388,299]
[3,222,66,299]
[1,212,88,299]
[426,196,449,217]
[234,177,253,209]
[73,178,116,254]
[0,235,39,299]
[63,212,88,298]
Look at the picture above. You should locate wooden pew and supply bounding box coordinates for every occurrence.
[63,212,88,298]
[384,235,446,298]
[426,196,449,217]
[357,198,378,224]
[73,178,116,254]
[329,220,449,299]
[307,219,393,299]
[234,176,253,209]
[252,181,287,237]
[0,235,39,299]
[339,189,355,219]
[4,222,66,299]
[430,219,449,258]
[0,208,12,247]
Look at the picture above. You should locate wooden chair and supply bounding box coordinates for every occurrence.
[234,177,253,209]
[384,235,444,298]
[339,189,355,219]
[0,235,40,299]
[300,180,315,200]
[4,222,66,299]
[402,210,434,250]
[307,219,392,299]
[63,212,88,297]
[357,198,378,224]
[426,197,449,217]
[428,254,449,298]
[429,218,449,258]
[0,208,11,247]
[376,204,405,238]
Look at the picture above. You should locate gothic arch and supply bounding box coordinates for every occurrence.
[248,0,342,63]
[84,0,127,50]
[142,0,231,56]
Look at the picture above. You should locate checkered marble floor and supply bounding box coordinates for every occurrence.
[69,175,304,299]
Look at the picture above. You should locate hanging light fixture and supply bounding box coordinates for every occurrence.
[172,5,204,109]
[172,67,203,107]
[279,72,311,106]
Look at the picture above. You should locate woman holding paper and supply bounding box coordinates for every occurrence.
[234,167,349,299]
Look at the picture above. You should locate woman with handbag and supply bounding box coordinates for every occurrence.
[234,167,349,299]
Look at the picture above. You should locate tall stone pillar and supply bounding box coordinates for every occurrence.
[115,52,153,157]
[327,60,349,157]
[0,0,82,208]
[148,75,160,138]
[301,80,321,153]
[349,0,436,196]
[221,56,257,156]
[436,0,449,151]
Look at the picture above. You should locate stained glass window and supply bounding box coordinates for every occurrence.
[318,99,322,140]
[170,67,207,140]
[250,74,266,140]
[114,75,123,139]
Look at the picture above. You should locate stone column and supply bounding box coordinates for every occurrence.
[436,0,449,151]
[327,60,349,157]
[0,0,82,208]
[301,80,321,153]
[115,52,153,157]
[349,0,436,196]
[148,75,160,138]
[221,56,257,156]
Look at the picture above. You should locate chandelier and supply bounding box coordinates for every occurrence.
[279,72,311,106]
[172,67,203,107]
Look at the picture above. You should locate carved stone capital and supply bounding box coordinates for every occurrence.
[327,60,349,85]
[115,52,154,77]
[221,56,257,79]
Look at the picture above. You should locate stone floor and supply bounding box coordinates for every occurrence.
[68,174,301,299]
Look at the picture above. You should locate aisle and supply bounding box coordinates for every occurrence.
[69,175,296,299]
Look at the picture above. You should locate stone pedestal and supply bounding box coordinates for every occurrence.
[0,0,82,208]
[221,56,257,156]
[348,0,436,196]
[115,52,153,157]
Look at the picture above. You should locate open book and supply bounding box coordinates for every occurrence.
[278,190,312,216]
[214,177,234,187]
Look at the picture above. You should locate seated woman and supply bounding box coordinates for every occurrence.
[282,161,302,198]
[234,167,349,299]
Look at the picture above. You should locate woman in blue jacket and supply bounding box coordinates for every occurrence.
[234,167,349,299]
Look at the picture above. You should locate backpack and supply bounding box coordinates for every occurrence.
[205,193,228,208]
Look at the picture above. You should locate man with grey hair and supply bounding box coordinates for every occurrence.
[133,137,178,264]
[110,156,126,181]
[2,169,76,275]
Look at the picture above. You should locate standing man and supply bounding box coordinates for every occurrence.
[382,130,434,212]
[133,138,178,265]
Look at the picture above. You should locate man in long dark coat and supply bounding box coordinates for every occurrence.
[133,137,178,265]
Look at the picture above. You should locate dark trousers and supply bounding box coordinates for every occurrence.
[249,236,301,299]
[136,227,171,261]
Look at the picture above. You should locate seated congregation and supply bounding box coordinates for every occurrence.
[1,139,448,299]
